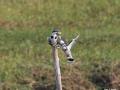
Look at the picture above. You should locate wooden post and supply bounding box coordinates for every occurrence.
[52,47,62,90]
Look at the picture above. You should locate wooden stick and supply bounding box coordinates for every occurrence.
[52,47,62,90]
[68,35,79,50]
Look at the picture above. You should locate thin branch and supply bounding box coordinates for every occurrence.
[68,35,79,50]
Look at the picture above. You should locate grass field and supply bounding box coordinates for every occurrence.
[0,0,120,90]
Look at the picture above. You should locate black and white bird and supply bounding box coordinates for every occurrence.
[48,28,79,62]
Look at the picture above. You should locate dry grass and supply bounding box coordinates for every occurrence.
[0,0,120,90]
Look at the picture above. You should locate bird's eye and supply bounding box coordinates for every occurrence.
[55,36,57,39]
[51,36,53,38]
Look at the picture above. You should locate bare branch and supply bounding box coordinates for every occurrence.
[68,35,79,50]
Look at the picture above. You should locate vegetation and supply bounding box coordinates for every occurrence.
[0,0,120,90]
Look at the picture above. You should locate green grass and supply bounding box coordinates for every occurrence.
[0,0,120,90]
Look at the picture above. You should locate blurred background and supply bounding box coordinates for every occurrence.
[0,0,120,90]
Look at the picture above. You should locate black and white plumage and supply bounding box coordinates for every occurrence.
[58,39,74,62]
[48,29,79,62]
